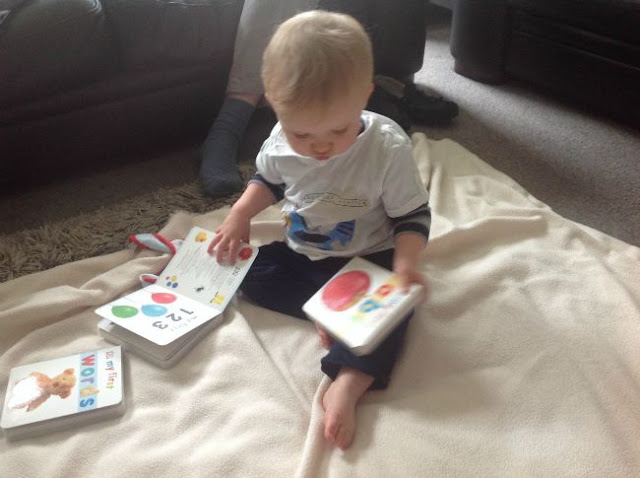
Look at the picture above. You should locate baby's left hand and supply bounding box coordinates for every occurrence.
[393,232,428,300]
[394,257,428,301]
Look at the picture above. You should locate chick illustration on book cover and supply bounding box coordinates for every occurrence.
[1,346,123,432]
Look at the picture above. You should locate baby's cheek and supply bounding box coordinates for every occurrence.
[288,139,308,156]
[336,135,358,155]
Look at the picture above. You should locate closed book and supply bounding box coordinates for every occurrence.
[1,346,125,441]
[302,257,421,356]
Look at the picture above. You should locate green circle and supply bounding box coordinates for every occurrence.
[112,305,138,318]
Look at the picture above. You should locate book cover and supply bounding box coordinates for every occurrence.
[95,226,257,346]
[1,346,124,440]
[302,257,422,356]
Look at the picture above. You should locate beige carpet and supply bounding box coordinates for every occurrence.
[0,165,255,282]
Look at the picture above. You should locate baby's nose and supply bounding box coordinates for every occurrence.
[313,143,331,153]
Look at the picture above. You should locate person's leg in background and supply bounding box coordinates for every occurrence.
[200,0,318,196]
[320,0,459,131]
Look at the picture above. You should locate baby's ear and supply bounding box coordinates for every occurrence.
[367,81,374,96]
[362,82,375,108]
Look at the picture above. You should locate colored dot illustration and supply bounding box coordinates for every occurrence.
[321,270,371,311]
[195,232,208,242]
[238,247,253,261]
[165,275,179,288]
[141,304,167,317]
[111,305,138,318]
[152,292,177,304]
[375,284,394,297]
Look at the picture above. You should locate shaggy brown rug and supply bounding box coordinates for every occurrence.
[0,166,255,283]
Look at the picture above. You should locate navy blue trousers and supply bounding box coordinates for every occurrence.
[240,241,411,389]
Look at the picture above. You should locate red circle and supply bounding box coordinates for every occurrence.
[321,270,370,311]
[238,247,253,261]
[152,292,177,304]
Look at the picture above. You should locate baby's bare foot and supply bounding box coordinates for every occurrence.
[322,368,374,450]
[315,323,334,349]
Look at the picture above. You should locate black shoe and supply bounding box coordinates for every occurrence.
[403,82,459,126]
[367,84,412,131]
[374,75,459,127]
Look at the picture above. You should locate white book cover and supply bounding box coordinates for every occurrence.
[95,226,257,346]
[302,257,422,356]
[1,346,124,440]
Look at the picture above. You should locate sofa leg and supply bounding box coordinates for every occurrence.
[450,0,509,84]
[454,58,506,84]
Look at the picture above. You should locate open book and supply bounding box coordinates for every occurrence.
[95,227,257,366]
[302,257,422,356]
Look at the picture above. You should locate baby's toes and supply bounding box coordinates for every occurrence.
[324,416,340,444]
[335,425,355,450]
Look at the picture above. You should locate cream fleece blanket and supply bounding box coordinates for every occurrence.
[1,133,639,477]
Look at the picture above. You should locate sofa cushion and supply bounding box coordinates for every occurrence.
[101,0,242,70]
[0,0,115,108]
[0,65,227,188]
[0,65,222,125]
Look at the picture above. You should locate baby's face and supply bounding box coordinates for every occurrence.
[275,85,372,161]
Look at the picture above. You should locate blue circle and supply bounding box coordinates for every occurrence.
[141,304,167,317]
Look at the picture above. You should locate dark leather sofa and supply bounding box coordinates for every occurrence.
[450,0,640,129]
[0,0,426,189]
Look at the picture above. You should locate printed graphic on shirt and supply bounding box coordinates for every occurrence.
[300,193,368,209]
[284,211,355,251]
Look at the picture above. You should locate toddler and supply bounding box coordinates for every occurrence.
[209,10,431,450]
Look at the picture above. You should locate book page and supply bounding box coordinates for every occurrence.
[95,284,220,346]
[94,226,258,346]
[159,227,258,311]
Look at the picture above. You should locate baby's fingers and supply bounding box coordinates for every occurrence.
[225,239,242,266]
[215,239,231,263]
[397,272,413,293]
[398,271,427,297]
[207,234,222,255]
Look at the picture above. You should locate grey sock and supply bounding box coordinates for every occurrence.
[200,97,255,196]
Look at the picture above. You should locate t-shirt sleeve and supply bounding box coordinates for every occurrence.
[381,139,429,218]
[255,134,284,186]
[249,173,285,202]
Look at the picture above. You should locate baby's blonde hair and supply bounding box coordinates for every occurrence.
[262,10,373,113]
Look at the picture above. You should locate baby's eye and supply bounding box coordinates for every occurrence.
[293,132,310,140]
[332,128,348,135]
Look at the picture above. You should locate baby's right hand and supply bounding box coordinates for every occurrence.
[207,212,251,264]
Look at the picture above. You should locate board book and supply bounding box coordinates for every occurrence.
[1,346,124,441]
[97,315,223,368]
[95,226,257,365]
[302,257,422,356]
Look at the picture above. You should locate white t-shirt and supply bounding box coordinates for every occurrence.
[255,110,429,260]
